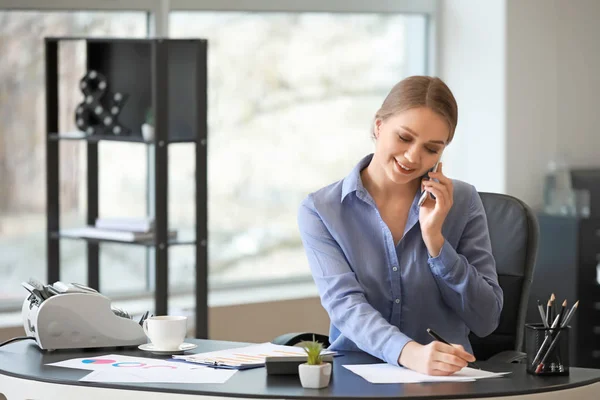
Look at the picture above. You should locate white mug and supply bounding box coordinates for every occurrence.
[142,315,187,351]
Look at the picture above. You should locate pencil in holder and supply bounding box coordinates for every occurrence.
[525,323,570,376]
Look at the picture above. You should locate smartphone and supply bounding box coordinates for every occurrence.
[418,161,440,207]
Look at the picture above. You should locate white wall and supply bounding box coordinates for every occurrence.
[555,0,600,170]
[440,0,600,210]
[505,0,559,209]
[507,0,600,208]
[438,0,506,195]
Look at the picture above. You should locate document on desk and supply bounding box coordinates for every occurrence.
[344,364,510,384]
[173,342,338,369]
[46,354,237,384]
[79,366,236,384]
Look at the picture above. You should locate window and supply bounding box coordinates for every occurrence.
[169,11,428,289]
[0,2,433,313]
[0,11,148,307]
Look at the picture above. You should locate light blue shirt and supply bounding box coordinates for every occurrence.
[298,154,503,366]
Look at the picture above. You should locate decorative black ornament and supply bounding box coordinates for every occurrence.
[74,70,130,136]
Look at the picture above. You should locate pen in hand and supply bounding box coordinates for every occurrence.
[426,328,481,370]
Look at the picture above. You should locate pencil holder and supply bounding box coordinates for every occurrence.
[525,323,570,376]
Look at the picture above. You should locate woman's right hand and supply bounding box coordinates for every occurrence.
[398,340,476,376]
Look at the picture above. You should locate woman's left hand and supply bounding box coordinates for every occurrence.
[419,162,453,256]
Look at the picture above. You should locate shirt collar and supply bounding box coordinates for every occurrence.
[341,153,374,202]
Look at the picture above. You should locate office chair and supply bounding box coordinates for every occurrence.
[273,192,539,364]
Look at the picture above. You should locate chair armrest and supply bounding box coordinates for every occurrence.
[272,332,330,348]
[486,350,527,364]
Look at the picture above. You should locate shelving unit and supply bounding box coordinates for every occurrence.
[45,37,208,338]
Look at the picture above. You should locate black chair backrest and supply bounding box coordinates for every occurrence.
[469,192,539,360]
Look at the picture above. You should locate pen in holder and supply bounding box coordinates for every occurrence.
[525,323,570,376]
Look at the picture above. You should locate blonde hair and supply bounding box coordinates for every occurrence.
[374,76,458,143]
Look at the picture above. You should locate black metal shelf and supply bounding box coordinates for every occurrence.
[45,37,208,339]
[48,132,198,144]
[50,232,197,247]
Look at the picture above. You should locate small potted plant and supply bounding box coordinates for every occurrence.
[142,108,155,142]
[298,339,331,389]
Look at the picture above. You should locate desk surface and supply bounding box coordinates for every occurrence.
[1,338,600,400]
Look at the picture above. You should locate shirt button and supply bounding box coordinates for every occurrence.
[392,266,398,272]
[395,299,400,304]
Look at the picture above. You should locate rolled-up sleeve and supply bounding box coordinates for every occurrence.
[427,186,504,337]
[298,195,413,366]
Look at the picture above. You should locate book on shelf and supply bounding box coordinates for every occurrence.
[60,226,177,242]
[95,217,155,233]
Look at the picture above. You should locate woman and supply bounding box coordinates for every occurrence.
[297,76,503,376]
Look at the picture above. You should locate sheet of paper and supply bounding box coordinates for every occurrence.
[46,354,237,384]
[344,364,510,384]
[80,370,147,383]
[79,366,237,384]
[173,342,336,367]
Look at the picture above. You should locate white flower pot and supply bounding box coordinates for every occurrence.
[298,362,332,389]
[142,123,155,142]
